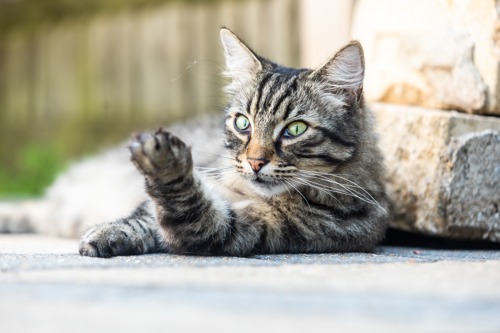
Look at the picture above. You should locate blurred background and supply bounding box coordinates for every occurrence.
[0,0,497,198]
[0,0,307,198]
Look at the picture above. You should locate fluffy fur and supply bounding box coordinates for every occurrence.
[77,28,390,257]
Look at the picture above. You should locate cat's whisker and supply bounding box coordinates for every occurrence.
[203,171,239,186]
[303,173,368,200]
[195,166,233,170]
[303,170,379,203]
[278,179,293,199]
[313,176,383,211]
[225,173,241,192]
[192,150,235,161]
[196,166,235,175]
[283,179,311,213]
[294,177,344,205]
[300,170,376,199]
[297,171,385,213]
[201,169,236,180]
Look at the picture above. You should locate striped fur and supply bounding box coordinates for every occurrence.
[79,28,389,257]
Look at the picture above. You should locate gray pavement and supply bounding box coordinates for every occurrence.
[1,235,500,333]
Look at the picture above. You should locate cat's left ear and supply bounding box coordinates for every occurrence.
[220,28,262,84]
[311,41,365,101]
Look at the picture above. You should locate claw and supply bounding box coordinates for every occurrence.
[155,127,166,135]
[131,131,142,140]
[128,141,142,154]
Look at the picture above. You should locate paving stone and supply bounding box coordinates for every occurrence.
[1,235,500,333]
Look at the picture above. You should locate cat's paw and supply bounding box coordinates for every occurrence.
[129,129,192,182]
[79,221,149,258]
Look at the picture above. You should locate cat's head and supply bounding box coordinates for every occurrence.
[220,28,366,197]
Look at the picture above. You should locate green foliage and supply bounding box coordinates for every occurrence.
[0,143,65,197]
[0,111,164,198]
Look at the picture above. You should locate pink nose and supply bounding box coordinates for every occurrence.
[248,158,268,173]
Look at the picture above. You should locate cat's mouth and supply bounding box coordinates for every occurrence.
[248,174,279,187]
[252,176,267,184]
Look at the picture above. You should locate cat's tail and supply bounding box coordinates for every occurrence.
[0,199,46,234]
[0,144,152,238]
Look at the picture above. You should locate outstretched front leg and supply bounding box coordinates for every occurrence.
[79,201,165,257]
[129,129,262,256]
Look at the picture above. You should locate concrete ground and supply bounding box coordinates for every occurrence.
[1,235,500,333]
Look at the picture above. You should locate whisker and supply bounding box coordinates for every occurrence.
[303,170,379,203]
[294,177,345,205]
[227,173,241,192]
[279,180,293,199]
[284,179,311,212]
[297,171,385,213]
[196,167,234,174]
[201,169,235,179]
[192,150,235,161]
[195,166,233,170]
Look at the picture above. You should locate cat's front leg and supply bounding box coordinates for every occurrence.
[131,129,262,256]
[79,201,164,258]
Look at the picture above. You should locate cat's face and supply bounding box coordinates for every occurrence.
[220,28,365,196]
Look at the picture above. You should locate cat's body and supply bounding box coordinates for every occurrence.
[78,28,389,257]
[1,28,389,256]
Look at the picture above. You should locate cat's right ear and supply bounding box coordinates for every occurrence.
[220,28,262,85]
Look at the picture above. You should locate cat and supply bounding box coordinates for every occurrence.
[78,28,390,257]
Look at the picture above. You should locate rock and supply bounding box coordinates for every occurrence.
[442,131,500,241]
[372,103,500,241]
[352,0,500,115]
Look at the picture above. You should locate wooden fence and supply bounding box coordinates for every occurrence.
[0,0,300,125]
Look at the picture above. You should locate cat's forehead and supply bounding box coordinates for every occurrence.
[246,67,309,121]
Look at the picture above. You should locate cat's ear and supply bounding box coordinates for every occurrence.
[220,28,262,83]
[312,41,365,100]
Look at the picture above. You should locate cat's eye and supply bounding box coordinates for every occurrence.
[235,115,251,132]
[284,121,307,138]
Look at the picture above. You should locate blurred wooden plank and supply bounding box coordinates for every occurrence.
[0,0,302,129]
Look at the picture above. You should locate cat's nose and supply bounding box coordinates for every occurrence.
[247,158,269,173]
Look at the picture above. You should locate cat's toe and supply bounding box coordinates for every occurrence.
[79,239,112,258]
[129,133,158,175]
[79,226,113,258]
[79,223,146,258]
[129,129,192,181]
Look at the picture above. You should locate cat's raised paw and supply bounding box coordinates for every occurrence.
[128,128,192,181]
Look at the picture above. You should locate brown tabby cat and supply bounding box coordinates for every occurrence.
[79,28,389,257]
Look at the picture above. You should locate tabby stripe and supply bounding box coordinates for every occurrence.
[179,214,233,254]
[166,201,211,226]
[272,76,298,114]
[130,201,150,219]
[261,74,286,112]
[309,201,370,221]
[119,230,132,242]
[295,152,347,165]
[317,127,357,149]
[132,219,149,234]
[253,73,274,115]
[218,210,238,250]
[296,137,325,149]
[283,99,295,120]
[91,240,102,257]
[122,220,142,238]
[255,224,268,253]
[223,210,237,240]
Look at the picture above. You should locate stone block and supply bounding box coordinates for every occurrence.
[353,0,500,115]
[372,103,500,241]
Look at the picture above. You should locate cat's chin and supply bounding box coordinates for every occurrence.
[247,178,289,198]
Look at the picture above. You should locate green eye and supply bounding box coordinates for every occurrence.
[235,115,251,131]
[284,121,307,137]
